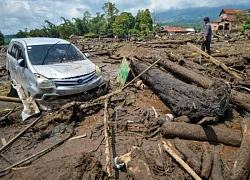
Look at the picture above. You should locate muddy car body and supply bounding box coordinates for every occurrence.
[6,37,104,107]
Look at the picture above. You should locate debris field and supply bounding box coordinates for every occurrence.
[0,33,250,180]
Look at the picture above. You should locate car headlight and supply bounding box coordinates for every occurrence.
[34,74,56,88]
[95,65,102,77]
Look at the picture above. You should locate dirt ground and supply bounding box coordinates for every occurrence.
[0,33,250,180]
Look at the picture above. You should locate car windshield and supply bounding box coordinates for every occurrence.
[27,43,87,65]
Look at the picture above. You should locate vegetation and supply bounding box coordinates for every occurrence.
[6,2,250,40]
[7,2,154,40]
[237,13,250,33]
[0,31,4,46]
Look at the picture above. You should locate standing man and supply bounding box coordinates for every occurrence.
[201,17,212,55]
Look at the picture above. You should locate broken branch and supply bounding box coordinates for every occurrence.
[162,141,202,180]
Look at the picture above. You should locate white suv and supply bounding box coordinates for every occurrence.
[6,37,104,107]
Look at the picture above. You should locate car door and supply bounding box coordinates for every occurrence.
[7,43,20,84]
[15,44,31,93]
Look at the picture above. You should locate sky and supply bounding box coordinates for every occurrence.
[0,0,250,35]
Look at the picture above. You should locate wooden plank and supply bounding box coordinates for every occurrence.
[162,141,202,180]
[187,42,242,80]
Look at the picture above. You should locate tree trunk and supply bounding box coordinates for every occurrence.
[161,122,242,147]
[211,153,224,180]
[146,57,250,112]
[230,90,250,112]
[174,138,201,175]
[229,117,250,180]
[201,144,213,179]
[131,60,231,121]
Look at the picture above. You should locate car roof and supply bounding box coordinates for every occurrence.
[11,37,69,46]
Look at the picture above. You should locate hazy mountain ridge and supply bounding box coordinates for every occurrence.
[155,4,250,24]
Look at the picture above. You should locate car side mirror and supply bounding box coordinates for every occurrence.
[84,53,90,58]
[17,58,25,67]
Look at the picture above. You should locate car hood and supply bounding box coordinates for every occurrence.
[32,60,96,79]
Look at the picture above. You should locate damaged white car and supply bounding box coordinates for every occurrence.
[6,37,105,119]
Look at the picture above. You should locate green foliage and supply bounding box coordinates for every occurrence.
[84,32,98,38]
[113,12,135,37]
[59,17,75,39]
[135,9,153,32]
[102,2,119,23]
[128,28,140,38]
[71,11,92,36]
[234,12,248,24]
[12,3,157,40]
[238,18,250,33]
[153,23,161,33]
[43,20,60,38]
[29,28,45,37]
[89,12,107,36]
[243,18,250,30]
[102,2,119,36]
[15,30,28,38]
[0,31,4,45]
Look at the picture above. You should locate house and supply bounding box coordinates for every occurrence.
[160,26,188,34]
[210,8,244,31]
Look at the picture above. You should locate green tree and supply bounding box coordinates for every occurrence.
[235,12,248,26]
[43,20,60,37]
[29,28,45,37]
[15,30,28,38]
[135,9,153,32]
[243,18,250,30]
[0,31,4,45]
[59,17,75,39]
[89,12,106,37]
[102,2,119,37]
[83,11,91,23]
[72,18,84,36]
[128,28,140,38]
[113,12,135,37]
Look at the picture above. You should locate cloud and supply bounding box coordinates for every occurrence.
[0,0,249,35]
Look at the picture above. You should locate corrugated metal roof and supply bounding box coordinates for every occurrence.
[163,26,187,32]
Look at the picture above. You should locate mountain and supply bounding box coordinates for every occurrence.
[154,4,250,25]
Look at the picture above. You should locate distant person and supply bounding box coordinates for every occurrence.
[201,17,212,55]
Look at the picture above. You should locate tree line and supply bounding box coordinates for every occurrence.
[1,2,250,45]
[11,2,159,41]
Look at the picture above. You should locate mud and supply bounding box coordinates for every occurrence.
[0,34,250,179]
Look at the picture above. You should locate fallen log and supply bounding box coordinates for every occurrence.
[150,44,173,48]
[137,39,194,44]
[201,144,213,179]
[92,51,110,56]
[131,60,230,121]
[161,122,242,147]
[211,53,229,58]
[211,153,224,180]
[0,96,22,103]
[146,56,250,112]
[148,55,214,88]
[230,90,250,112]
[174,138,201,175]
[229,117,250,180]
